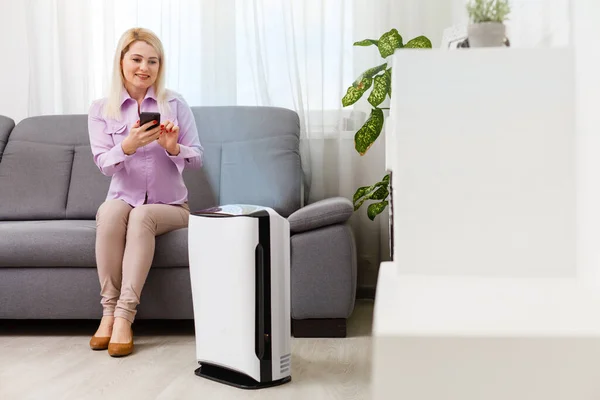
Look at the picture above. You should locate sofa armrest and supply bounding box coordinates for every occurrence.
[288,197,353,233]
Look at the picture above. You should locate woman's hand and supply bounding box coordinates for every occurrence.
[121,120,161,155]
[157,120,180,156]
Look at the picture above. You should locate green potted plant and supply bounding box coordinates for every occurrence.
[466,0,511,47]
[342,28,431,220]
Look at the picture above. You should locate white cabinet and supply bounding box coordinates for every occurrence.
[385,47,576,278]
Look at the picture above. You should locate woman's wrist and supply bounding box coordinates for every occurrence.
[167,144,180,156]
[121,138,136,155]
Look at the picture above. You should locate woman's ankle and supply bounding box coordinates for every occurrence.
[94,317,114,337]
[113,316,132,327]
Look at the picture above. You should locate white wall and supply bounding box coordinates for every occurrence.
[0,1,28,123]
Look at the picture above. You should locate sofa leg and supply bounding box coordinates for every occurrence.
[292,318,347,338]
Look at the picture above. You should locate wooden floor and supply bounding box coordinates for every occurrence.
[0,301,374,400]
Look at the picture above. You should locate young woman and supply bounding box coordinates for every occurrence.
[87,27,203,357]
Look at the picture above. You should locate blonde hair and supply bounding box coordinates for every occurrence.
[103,27,170,120]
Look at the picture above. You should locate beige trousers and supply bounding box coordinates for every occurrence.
[95,199,190,323]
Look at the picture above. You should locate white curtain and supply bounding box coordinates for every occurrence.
[0,0,572,291]
[507,0,571,47]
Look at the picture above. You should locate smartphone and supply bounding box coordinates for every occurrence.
[139,112,160,131]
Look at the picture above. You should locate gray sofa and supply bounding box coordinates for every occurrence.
[0,106,356,337]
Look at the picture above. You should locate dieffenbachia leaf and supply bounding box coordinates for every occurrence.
[342,77,373,107]
[342,63,387,107]
[371,185,389,200]
[354,194,371,211]
[352,63,388,87]
[404,36,433,48]
[353,183,379,210]
[353,183,387,210]
[353,185,374,205]
[367,200,389,221]
[354,39,379,47]
[354,108,384,155]
[368,71,391,107]
[353,174,391,210]
[377,29,403,58]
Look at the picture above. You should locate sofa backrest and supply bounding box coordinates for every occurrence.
[0,106,301,220]
[189,106,301,217]
[0,115,108,220]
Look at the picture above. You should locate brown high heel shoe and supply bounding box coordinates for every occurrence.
[108,329,134,357]
[89,336,111,351]
[90,316,114,350]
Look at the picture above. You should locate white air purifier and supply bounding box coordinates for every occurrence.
[188,204,292,389]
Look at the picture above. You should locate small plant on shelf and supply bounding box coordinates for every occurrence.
[466,0,511,47]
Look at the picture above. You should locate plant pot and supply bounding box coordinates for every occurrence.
[467,22,506,48]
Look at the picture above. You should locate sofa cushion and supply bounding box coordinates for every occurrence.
[0,115,118,220]
[220,136,301,217]
[8,114,90,145]
[0,141,73,220]
[66,146,111,219]
[182,145,220,213]
[0,220,190,268]
[0,220,97,266]
[153,227,190,267]
[0,115,15,162]
[191,106,301,217]
[0,115,95,220]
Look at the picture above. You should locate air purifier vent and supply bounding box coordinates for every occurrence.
[280,353,291,373]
